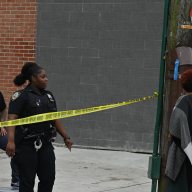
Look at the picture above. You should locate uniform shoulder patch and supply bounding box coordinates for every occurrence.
[11,91,21,101]
[46,93,55,102]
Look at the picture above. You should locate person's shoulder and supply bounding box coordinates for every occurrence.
[10,89,26,101]
[45,89,52,93]
[44,89,54,96]
[44,90,56,101]
[175,94,192,109]
[182,94,192,103]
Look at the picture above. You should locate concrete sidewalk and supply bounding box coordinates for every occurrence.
[0,146,151,192]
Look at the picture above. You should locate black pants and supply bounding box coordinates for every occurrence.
[0,134,19,183]
[11,156,20,183]
[16,139,55,192]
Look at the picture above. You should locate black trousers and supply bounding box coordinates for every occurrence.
[16,139,55,192]
[0,134,19,183]
[11,156,20,183]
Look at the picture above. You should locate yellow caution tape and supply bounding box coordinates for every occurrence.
[0,92,158,128]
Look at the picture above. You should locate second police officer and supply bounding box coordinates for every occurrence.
[6,62,73,192]
[0,91,20,189]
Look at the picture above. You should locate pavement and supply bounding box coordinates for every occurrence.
[0,146,152,192]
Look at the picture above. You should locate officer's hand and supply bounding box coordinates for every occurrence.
[6,141,16,157]
[64,138,73,152]
[0,128,7,136]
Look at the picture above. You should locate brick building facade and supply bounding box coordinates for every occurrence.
[0,0,37,101]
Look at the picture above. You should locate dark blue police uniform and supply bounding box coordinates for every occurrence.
[9,85,57,192]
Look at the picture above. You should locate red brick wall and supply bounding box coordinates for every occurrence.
[0,0,37,101]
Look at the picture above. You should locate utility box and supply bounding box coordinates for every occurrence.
[148,155,161,179]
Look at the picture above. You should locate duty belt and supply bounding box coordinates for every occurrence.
[22,127,56,151]
[34,137,42,151]
[24,133,44,151]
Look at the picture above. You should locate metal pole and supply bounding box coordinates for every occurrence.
[151,0,170,192]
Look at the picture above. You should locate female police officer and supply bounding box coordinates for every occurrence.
[6,62,73,192]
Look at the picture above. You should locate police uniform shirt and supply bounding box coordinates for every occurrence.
[9,85,57,134]
[0,91,6,112]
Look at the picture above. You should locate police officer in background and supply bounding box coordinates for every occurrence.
[6,62,73,192]
[0,91,7,147]
[0,91,20,189]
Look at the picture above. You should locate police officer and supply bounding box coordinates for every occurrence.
[6,62,73,192]
[0,91,7,145]
[0,91,20,188]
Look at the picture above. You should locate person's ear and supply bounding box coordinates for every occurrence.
[31,75,36,83]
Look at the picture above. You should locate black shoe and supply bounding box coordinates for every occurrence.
[11,181,19,190]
